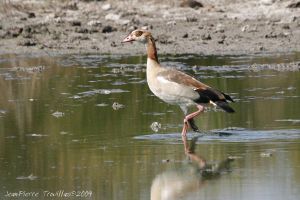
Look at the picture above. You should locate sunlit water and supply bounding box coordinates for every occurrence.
[0,53,300,200]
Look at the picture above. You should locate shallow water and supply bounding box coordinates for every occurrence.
[0,53,300,200]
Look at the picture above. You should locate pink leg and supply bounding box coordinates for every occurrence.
[182,132,190,154]
[181,105,204,137]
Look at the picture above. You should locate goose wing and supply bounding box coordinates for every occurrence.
[157,69,235,112]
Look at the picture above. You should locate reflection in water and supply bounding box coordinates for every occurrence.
[151,136,234,200]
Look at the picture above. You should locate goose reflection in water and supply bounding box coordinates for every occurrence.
[151,136,234,200]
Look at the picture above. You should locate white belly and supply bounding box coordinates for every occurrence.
[149,83,194,105]
[146,58,199,107]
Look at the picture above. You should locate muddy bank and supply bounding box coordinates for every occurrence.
[0,0,299,56]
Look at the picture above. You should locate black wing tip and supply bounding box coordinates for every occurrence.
[226,108,235,113]
[222,92,235,102]
[216,101,235,113]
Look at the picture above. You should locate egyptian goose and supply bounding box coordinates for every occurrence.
[122,30,234,141]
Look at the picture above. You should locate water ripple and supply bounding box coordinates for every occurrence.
[71,88,129,99]
[134,128,300,143]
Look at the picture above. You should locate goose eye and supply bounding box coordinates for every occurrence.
[135,31,143,37]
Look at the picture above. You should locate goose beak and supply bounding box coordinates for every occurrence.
[122,34,135,43]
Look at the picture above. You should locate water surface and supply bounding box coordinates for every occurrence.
[0,53,300,199]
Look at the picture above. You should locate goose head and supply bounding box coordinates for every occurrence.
[122,29,151,44]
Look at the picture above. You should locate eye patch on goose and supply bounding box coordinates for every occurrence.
[135,31,143,37]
